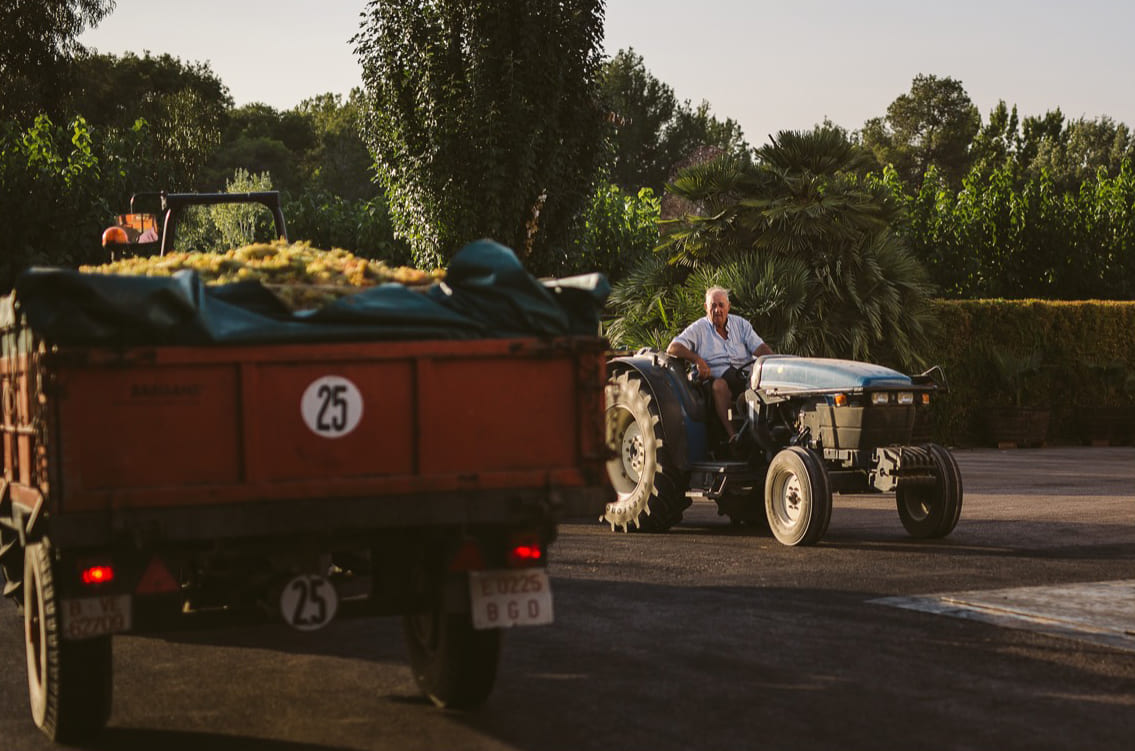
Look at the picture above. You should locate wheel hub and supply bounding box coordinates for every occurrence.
[621,422,645,481]
[780,473,803,523]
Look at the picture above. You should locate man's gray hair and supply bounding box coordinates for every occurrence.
[705,286,730,304]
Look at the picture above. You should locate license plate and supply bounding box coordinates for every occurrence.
[469,569,553,630]
[61,594,132,640]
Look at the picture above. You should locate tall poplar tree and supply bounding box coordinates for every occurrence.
[353,0,607,272]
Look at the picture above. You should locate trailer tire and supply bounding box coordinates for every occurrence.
[24,541,112,743]
[603,372,690,532]
[403,605,500,709]
[764,447,832,546]
[897,443,963,539]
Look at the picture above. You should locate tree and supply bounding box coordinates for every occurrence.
[67,51,231,190]
[212,168,275,249]
[598,48,751,196]
[562,183,661,282]
[295,91,377,201]
[597,48,679,194]
[969,100,1020,179]
[1026,115,1134,191]
[861,74,980,188]
[0,0,115,122]
[611,127,936,367]
[203,102,312,194]
[353,0,607,272]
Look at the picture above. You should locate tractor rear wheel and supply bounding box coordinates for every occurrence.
[604,372,690,532]
[896,443,963,538]
[764,447,832,546]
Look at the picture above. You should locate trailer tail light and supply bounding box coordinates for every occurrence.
[80,565,115,586]
[508,533,545,568]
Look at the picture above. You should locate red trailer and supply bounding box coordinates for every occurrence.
[1,296,609,742]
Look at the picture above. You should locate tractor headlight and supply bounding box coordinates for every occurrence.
[896,392,915,405]
[870,392,890,405]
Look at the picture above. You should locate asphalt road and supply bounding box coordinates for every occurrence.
[1,446,1132,751]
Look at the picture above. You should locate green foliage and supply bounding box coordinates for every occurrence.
[919,300,1135,445]
[562,183,660,282]
[286,191,413,267]
[294,91,378,201]
[0,0,116,122]
[354,0,607,272]
[65,51,230,190]
[598,48,750,195]
[211,168,275,248]
[0,115,115,289]
[612,127,936,368]
[889,157,1135,299]
[860,74,981,187]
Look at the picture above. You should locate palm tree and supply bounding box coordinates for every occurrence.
[607,126,938,369]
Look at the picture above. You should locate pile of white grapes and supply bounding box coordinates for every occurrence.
[82,241,444,310]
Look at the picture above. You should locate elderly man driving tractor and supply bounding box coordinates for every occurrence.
[665,286,773,449]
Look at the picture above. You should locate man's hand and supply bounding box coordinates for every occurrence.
[666,341,710,379]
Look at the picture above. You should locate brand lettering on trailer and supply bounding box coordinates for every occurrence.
[130,383,203,399]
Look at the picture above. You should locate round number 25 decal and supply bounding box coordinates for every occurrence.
[301,375,363,438]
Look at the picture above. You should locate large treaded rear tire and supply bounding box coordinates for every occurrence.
[603,372,690,532]
[24,541,112,743]
[896,443,963,538]
[764,447,832,546]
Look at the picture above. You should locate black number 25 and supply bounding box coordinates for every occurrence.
[290,577,329,625]
[316,384,348,432]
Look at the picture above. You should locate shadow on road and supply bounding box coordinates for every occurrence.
[84,728,355,751]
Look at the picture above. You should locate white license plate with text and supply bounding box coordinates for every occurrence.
[61,595,132,640]
[469,569,553,629]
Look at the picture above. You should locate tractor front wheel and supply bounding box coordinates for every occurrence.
[896,443,963,538]
[764,447,832,546]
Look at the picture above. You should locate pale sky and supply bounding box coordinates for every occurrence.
[79,0,1135,147]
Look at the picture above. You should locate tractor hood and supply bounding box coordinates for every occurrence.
[752,355,912,393]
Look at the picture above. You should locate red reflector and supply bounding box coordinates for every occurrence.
[135,556,179,595]
[81,565,114,585]
[449,541,487,572]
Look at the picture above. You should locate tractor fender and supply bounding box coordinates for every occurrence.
[608,352,709,472]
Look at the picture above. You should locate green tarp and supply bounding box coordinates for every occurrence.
[6,240,609,346]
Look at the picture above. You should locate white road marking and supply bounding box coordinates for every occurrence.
[872,579,1135,653]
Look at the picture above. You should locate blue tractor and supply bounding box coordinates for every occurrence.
[604,351,962,545]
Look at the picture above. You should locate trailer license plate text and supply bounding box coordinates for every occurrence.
[469,570,553,629]
[62,595,131,640]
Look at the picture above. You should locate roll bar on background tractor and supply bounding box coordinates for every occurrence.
[128,190,290,256]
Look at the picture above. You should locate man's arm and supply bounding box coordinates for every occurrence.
[667,340,711,379]
[754,342,774,357]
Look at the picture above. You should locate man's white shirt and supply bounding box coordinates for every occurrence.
[672,315,765,378]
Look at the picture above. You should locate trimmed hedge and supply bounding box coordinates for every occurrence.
[923,300,1135,446]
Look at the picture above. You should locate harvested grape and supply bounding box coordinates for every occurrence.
[80,240,444,310]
